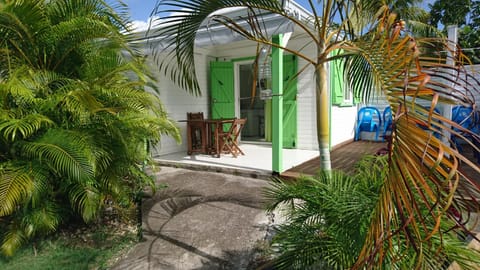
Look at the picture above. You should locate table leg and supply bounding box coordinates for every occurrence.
[206,122,212,155]
[215,123,220,157]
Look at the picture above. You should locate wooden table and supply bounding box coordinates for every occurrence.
[183,118,236,157]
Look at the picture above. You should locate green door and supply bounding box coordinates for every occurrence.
[282,54,297,148]
[210,61,235,120]
[210,58,296,147]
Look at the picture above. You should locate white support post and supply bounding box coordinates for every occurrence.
[441,25,458,145]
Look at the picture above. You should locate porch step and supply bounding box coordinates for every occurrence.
[153,158,272,180]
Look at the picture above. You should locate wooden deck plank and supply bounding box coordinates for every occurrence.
[281,140,386,179]
[281,140,480,190]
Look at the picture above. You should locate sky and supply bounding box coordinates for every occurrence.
[122,0,434,31]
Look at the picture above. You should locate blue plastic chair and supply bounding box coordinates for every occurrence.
[382,106,392,138]
[451,106,480,160]
[355,106,382,141]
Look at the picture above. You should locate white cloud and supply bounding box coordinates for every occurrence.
[128,16,160,32]
[128,6,237,33]
[130,20,150,32]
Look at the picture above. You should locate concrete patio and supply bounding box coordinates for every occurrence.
[110,166,277,270]
[154,143,319,179]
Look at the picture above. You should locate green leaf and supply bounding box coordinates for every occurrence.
[0,113,53,142]
[67,182,102,222]
[20,129,95,182]
[1,224,27,257]
[0,164,35,217]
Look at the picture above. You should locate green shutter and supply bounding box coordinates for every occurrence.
[331,50,344,105]
[283,54,297,148]
[210,61,235,120]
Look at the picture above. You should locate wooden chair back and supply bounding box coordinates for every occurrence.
[187,112,204,121]
[186,112,206,154]
[231,118,247,143]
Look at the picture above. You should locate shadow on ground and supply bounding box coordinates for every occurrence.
[111,167,274,270]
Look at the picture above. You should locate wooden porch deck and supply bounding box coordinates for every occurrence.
[281,140,480,185]
[281,140,387,179]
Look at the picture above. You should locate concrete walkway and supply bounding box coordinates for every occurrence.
[111,167,273,270]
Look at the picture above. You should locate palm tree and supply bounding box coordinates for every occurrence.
[0,0,180,256]
[151,0,480,267]
[356,0,436,37]
[264,155,480,269]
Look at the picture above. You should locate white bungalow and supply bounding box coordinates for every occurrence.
[134,1,360,175]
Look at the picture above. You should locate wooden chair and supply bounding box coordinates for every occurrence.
[186,112,206,154]
[218,118,247,157]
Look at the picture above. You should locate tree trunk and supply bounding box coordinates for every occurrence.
[316,62,331,171]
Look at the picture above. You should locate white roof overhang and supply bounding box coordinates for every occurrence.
[130,0,311,50]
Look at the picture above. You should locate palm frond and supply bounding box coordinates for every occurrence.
[67,182,102,222]
[97,174,131,205]
[405,19,443,38]
[264,167,383,269]
[80,50,130,82]
[2,67,37,104]
[0,222,27,257]
[100,86,155,112]
[46,17,125,70]
[20,68,74,97]
[27,161,54,209]
[118,113,180,143]
[47,0,131,32]
[1,199,62,257]
[0,1,47,68]
[127,163,156,192]
[0,164,35,217]
[59,86,106,122]
[346,13,480,268]
[0,113,53,142]
[21,200,62,236]
[19,129,95,182]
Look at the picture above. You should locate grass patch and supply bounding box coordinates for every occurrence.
[0,224,137,270]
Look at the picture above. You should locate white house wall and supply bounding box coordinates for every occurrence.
[288,38,319,151]
[288,33,358,149]
[330,105,358,146]
[468,65,480,104]
[147,48,212,156]
[295,60,319,150]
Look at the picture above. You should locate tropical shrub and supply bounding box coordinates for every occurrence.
[0,0,180,256]
[264,155,480,269]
